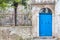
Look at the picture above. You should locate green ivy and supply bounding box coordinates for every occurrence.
[0,0,28,9]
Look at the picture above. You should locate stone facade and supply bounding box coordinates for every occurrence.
[0,0,60,40]
[31,0,55,37]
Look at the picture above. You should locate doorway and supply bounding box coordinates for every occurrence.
[39,8,52,36]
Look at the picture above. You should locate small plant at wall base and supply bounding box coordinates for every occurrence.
[0,0,28,26]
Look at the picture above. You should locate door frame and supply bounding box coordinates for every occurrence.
[37,8,53,37]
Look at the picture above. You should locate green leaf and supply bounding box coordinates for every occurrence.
[15,0,21,2]
[0,0,28,10]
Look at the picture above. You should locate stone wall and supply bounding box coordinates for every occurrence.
[0,26,32,40]
[54,14,60,38]
[31,4,55,37]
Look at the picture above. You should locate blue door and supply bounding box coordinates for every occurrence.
[39,8,52,36]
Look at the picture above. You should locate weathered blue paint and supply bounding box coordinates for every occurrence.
[39,12,52,36]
